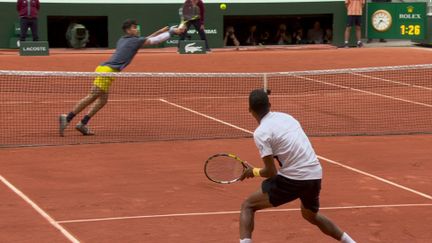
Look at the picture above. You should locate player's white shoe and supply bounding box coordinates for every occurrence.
[59,114,69,137]
[76,122,95,136]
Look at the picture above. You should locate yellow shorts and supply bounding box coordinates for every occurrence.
[93,65,119,92]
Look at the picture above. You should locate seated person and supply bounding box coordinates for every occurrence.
[323,28,333,44]
[259,31,270,45]
[245,25,258,46]
[274,24,291,45]
[224,26,240,47]
[293,28,306,44]
[307,21,324,44]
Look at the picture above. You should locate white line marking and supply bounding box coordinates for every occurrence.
[57,203,432,224]
[160,99,432,201]
[294,75,432,108]
[0,175,80,243]
[159,98,252,134]
[351,72,432,91]
[317,155,432,200]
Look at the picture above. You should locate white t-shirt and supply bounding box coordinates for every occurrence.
[253,112,322,180]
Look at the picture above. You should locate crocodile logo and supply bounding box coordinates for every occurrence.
[185,42,203,53]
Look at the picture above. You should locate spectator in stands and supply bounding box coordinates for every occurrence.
[344,0,366,48]
[16,0,40,46]
[291,17,305,44]
[259,31,270,45]
[293,28,306,44]
[245,25,258,46]
[274,24,291,45]
[323,28,333,44]
[178,0,211,52]
[367,0,391,43]
[224,26,240,47]
[307,21,324,44]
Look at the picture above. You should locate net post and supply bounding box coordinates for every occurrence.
[263,73,268,93]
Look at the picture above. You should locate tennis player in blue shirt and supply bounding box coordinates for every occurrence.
[59,19,184,136]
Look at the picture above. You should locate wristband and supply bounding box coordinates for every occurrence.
[252,168,261,177]
[168,26,176,36]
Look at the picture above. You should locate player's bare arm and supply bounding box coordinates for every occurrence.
[148,26,170,38]
[143,26,184,46]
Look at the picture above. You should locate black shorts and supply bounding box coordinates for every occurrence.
[262,175,321,213]
[347,15,362,27]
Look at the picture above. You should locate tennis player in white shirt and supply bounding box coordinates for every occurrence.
[239,89,355,243]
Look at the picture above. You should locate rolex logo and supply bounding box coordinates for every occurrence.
[407,6,414,13]
[400,5,421,19]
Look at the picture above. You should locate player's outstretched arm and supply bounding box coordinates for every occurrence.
[143,26,185,46]
[148,26,169,38]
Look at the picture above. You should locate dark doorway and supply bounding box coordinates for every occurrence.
[47,16,108,48]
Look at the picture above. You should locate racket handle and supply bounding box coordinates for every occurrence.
[243,161,254,168]
[178,21,187,29]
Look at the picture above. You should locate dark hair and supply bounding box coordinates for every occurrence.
[249,89,270,116]
[122,19,138,32]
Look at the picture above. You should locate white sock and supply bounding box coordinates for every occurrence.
[340,232,356,243]
[240,238,252,243]
[344,41,348,44]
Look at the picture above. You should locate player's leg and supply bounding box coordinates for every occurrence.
[301,205,344,239]
[71,86,102,115]
[299,180,355,242]
[74,65,115,135]
[75,86,108,135]
[59,86,101,136]
[301,206,356,243]
[60,65,114,136]
[240,175,300,242]
[240,187,273,242]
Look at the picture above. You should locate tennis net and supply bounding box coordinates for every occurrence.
[1,64,431,147]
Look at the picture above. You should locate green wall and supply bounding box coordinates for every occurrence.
[0,1,347,49]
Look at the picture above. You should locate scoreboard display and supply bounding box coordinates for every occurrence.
[367,3,427,40]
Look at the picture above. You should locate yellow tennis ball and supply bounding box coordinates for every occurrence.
[220,3,227,10]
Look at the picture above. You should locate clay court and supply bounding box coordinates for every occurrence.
[0,46,431,242]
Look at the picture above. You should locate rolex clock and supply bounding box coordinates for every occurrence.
[367,3,426,39]
[371,9,392,32]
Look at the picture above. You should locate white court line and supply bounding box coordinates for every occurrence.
[57,203,432,224]
[317,155,432,200]
[351,72,432,91]
[159,99,252,134]
[294,75,432,108]
[0,175,80,243]
[160,99,432,201]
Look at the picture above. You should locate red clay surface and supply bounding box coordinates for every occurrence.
[1,46,432,72]
[0,46,431,242]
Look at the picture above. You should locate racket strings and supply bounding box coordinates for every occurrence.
[205,156,245,182]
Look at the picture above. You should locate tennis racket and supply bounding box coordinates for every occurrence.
[178,1,200,29]
[204,153,251,184]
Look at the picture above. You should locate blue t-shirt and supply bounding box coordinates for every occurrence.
[101,35,146,71]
